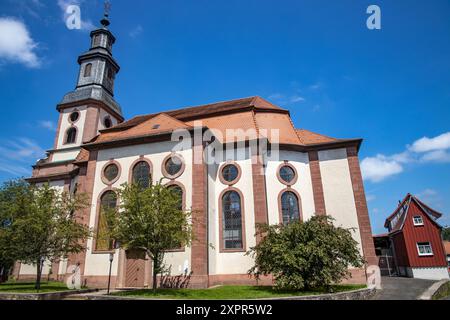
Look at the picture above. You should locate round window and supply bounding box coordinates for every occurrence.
[164,156,183,177]
[103,163,119,182]
[222,164,239,183]
[104,117,112,128]
[279,165,296,184]
[69,111,79,122]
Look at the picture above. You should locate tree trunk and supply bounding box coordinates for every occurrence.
[35,259,42,291]
[152,258,158,292]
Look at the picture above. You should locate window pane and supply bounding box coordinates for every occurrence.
[97,191,117,250]
[104,164,119,182]
[66,128,77,144]
[132,161,150,188]
[165,156,182,176]
[279,166,295,183]
[93,34,101,46]
[169,185,183,210]
[84,63,92,77]
[222,164,238,182]
[222,191,243,249]
[281,191,300,225]
[70,112,79,122]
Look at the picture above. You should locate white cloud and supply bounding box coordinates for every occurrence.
[409,132,450,153]
[57,0,95,31]
[420,150,450,163]
[39,120,56,131]
[290,95,305,103]
[308,83,322,90]
[268,93,305,105]
[129,25,143,38]
[0,138,45,177]
[0,17,40,68]
[0,161,31,176]
[361,155,404,183]
[418,188,437,198]
[366,194,376,202]
[362,131,450,183]
[0,138,45,161]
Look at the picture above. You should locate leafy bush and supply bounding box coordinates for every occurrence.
[247,215,365,291]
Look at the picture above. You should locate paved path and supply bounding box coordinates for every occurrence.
[371,276,437,300]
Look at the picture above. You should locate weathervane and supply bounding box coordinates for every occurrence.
[104,0,111,18]
[101,0,111,28]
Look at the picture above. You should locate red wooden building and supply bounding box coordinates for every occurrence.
[374,194,449,280]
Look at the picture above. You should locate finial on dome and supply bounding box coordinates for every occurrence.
[100,0,111,28]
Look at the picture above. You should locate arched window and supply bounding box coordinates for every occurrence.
[93,34,101,47]
[96,191,117,251]
[168,185,183,210]
[222,191,243,249]
[132,161,151,188]
[103,116,112,128]
[84,63,92,77]
[281,191,300,225]
[65,127,77,144]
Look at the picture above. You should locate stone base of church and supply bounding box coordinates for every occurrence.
[16,268,367,290]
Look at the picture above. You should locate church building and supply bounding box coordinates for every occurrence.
[16,14,377,288]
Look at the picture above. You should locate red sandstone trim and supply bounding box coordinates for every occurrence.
[308,151,326,215]
[82,106,100,143]
[190,140,208,287]
[346,146,377,268]
[251,153,268,244]
[65,150,98,278]
[53,112,63,150]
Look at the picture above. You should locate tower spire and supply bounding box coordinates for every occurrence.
[100,0,111,28]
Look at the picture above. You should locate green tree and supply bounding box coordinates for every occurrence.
[0,181,91,290]
[442,226,450,241]
[247,215,365,291]
[105,181,193,291]
[0,180,33,282]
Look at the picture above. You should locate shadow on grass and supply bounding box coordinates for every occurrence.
[0,281,71,293]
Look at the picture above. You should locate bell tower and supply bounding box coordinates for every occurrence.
[76,11,119,97]
[50,5,124,161]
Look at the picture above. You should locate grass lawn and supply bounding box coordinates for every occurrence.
[112,284,366,300]
[0,281,72,293]
[432,281,450,300]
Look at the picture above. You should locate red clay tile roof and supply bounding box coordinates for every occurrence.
[74,148,89,163]
[95,113,192,143]
[89,96,359,147]
[295,129,338,145]
[106,96,286,132]
[254,112,301,144]
[185,111,258,143]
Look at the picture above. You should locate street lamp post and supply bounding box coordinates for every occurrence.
[107,252,114,295]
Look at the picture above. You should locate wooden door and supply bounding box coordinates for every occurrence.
[124,249,146,288]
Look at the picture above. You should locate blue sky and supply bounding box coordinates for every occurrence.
[0,0,449,233]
